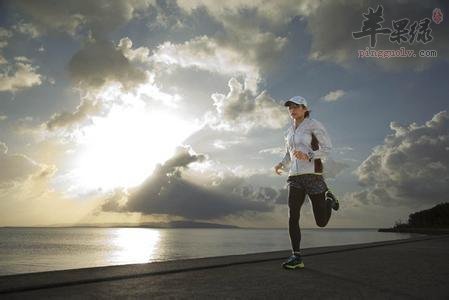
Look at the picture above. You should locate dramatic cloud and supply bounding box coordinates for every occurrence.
[177,0,449,71]
[351,111,449,208]
[205,78,288,132]
[307,0,449,71]
[46,98,102,130]
[5,2,155,93]
[68,39,148,90]
[322,89,346,102]
[101,146,277,220]
[8,0,153,38]
[151,35,275,93]
[6,2,154,92]
[2,0,447,228]
[151,1,290,93]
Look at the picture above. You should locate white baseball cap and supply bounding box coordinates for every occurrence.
[284,96,308,107]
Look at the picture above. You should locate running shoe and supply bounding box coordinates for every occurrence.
[282,254,304,269]
[325,190,339,211]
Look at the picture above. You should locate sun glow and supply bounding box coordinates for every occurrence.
[72,103,200,192]
[110,228,161,264]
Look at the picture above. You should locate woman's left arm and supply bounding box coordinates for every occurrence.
[309,120,332,159]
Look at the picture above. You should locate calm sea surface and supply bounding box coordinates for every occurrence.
[0,227,423,276]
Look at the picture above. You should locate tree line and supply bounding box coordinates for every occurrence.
[394,202,449,228]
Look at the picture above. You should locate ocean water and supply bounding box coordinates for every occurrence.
[0,227,423,276]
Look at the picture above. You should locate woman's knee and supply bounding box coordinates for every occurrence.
[288,210,300,224]
[315,219,328,227]
[314,205,329,227]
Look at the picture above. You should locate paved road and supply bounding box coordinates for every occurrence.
[1,235,448,299]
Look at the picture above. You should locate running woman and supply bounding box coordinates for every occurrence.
[274,96,339,270]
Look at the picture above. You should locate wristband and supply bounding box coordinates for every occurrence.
[307,151,314,162]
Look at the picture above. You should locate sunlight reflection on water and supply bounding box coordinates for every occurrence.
[108,228,161,264]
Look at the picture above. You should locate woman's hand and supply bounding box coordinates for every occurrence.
[274,163,284,175]
[293,150,309,161]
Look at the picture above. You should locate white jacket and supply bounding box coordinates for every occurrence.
[279,118,332,176]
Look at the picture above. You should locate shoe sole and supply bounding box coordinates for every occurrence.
[332,201,339,211]
[327,196,339,211]
[282,262,305,269]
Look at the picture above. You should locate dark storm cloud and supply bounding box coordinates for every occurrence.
[68,39,148,90]
[101,146,283,220]
[6,1,151,90]
[307,0,449,70]
[351,110,449,208]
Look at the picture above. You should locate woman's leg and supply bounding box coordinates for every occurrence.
[309,192,332,227]
[288,185,306,252]
[301,174,332,227]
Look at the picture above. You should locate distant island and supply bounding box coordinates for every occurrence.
[379,202,449,235]
[2,221,240,229]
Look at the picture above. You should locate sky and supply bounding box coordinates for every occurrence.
[0,0,448,228]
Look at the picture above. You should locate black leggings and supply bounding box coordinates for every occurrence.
[288,185,332,252]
